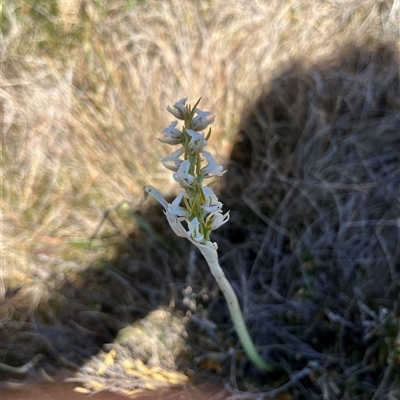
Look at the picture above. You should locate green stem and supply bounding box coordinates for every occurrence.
[142,186,274,372]
[196,243,274,372]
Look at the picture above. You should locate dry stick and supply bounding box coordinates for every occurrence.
[0,354,43,374]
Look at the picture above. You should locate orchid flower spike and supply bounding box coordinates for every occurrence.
[143,98,274,373]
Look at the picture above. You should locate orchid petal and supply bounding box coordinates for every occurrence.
[188,217,204,243]
[158,137,182,145]
[159,121,183,145]
[166,98,188,120]
[206,210,230,230]
[168,189,189,218]
[200,151,225,177]
[192,108,216,131]
[173,160,195,188]
[186,129,207,152]
[201,186,223,213]
[162,147,185,171]
[166,211,190,239]
[142,185,169,210]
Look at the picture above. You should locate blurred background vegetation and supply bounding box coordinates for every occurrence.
[1,0,399,399]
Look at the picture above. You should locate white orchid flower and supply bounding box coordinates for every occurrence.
[158,121,182,145]
[173,160,195,188]
[162,147,185,172]
[186,129,207,152]
[200,150,225,177]
[206,209,230,230]
[166,98,188,120]
[188,217,204,243]
[201,186,223,213]
[166,212,191,239]
[168,189,190,218]
[143,185,190,239]
[192,108,216,131]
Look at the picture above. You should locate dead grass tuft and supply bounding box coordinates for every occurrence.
[219,40,400,398]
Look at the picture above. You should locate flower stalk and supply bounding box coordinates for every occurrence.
[142,98,273,372]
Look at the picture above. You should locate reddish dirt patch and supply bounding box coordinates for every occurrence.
[0,383,129,400]
[0,383,227,400]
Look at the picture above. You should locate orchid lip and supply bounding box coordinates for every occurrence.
[166,98,188,120]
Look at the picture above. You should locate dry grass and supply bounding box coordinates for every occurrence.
[218,41,400,399]
[1,0,399,399]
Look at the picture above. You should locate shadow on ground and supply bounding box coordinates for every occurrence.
[1,40,399,399]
